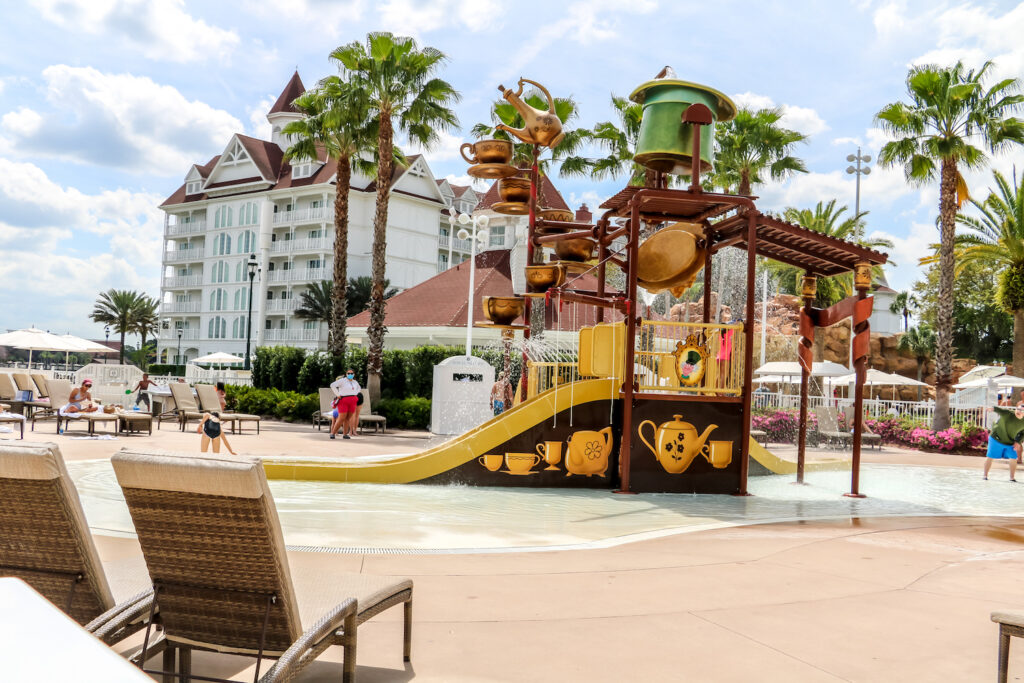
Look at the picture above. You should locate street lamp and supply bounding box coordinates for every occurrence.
[446,207,457,271]
[104,326,110,365]
[455,211,490,355]
[177,330,183,365]
[845,148,871,239]
[244,253,258,370]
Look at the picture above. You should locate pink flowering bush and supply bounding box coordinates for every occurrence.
[752,409,817,444]
[866,417,986,452]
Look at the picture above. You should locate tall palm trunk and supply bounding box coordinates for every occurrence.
[738,171,752,197]
[118,329,126,365]
[933,158,958,430]
[916,357,925,402]
[139,331,148,371]
[367,108,394,402]
[330,155,351,360]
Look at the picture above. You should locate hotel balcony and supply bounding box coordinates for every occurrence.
[267,267,327,283]
[263,327,328,342]
[270,237,330,254]
[161,301,201,314]
[438,235,472,252]
[164,247,205,264]
[272,206,333,226]
[264,299,298,313]
[163,275,203,289]
[159,328,200,341]
[166,220,206,237]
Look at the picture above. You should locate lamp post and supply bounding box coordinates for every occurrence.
[845,148,871,239]
[244,253,258,370]
[177,330,182,365]
[454,212,490,355]
[104,326,110,365]
[446,207,456,271]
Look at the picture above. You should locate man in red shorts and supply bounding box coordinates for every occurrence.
[329,369,361,440]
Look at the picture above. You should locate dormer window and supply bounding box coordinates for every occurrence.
[186,181,202,195]
[292,162,313,179]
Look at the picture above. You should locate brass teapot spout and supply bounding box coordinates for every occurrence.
[495,78,565,149]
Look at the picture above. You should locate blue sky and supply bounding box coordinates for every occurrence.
[2,0,1024,338]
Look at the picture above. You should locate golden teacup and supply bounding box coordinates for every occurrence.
[505,452,541,474]
[482,296,525,325]
[478,454,503,472]
[460,139,513,165]
[536,441,563,470]
[498,176,531,203]
[708,440,733,469]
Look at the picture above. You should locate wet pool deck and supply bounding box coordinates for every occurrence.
[5,422,1024,681]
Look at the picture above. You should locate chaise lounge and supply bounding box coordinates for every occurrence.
[195,383,261,434]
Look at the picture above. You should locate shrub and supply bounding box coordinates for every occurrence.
[148,364,185,377]
[376,397,431,429]
[297,352,343,394]
[222,385,321,422]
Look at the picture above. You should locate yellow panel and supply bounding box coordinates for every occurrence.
[578,326,594,376]
[591,322,625,378]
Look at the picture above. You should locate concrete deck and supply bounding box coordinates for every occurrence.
[4,420,1023,681]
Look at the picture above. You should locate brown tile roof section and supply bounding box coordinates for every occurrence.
[476,175,570,211]
[347,249,621,329]
[236,134,284,181]
[163,155,219,206]
[268,71,305,115]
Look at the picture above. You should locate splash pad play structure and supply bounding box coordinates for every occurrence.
[263,70,888,495]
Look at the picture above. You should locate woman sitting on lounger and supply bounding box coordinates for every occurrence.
[197,411,237,455]
[64,379,99,414]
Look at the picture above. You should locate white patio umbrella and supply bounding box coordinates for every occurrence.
[57,334,115,366]
[192,352,244,364]
[0,327,84,367]
[754,361,851,377]
[954,375,1024,390]
[958,365,1007,383]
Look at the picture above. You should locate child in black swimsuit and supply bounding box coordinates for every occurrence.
[197,412,237,454]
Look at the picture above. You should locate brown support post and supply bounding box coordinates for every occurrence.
[615,198,641,494]
[520,144,540,400]
[846,263,872,498]
[702,238,713,324]
[796,275,816,485]
[737,210,757,495]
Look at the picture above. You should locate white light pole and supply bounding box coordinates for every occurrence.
[846,148,871,371]
[455,211,490,356]
[446,207,456,270]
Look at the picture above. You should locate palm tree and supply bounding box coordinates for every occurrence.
[90,289,145,364]
[346,276,398,317]
[764,200,893,307]
[295,280,334,346]
[876,60,1024,429]
[130,296,159,370]
[332,32,460,401]
[709,107,809,196]
[952,169,1024,378]
[889,291,917,332]
[898,324,936,401]
[284,78,376,362]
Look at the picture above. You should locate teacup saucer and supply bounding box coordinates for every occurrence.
[492,201,529,215]
[502,470,539,476]
[467,163,519,179]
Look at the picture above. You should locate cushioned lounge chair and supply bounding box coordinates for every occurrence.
[813,406,853,449]
[313,388,335,430]
[841,405,882,450]
[167,382,203,432]
[0,442,153,646]
[357,389,386,435]
[31,373,49,398]
[12,373,35,397]
[111,449,413,682]
[194,383,261,435]
[32,379,71,432]
[0,374,25,414]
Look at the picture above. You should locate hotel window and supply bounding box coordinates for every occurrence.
[489,225,505,247]
[233,289,248,311]
[279,319,286,329]
[214,206,233,229]
[308,229,322,239]
[311,199,322,209]
[307,258,321,270]
[213,232,231,256]
[265,319,272,330]
[292,162,312,179]
[211,261,229,283]
[237,230,255,254]
[232,316,247,339]
[186,181,202,195]
[303,320,317,330]
[210,288,227,311]
[208,316,227,339]
[239,201,259,226]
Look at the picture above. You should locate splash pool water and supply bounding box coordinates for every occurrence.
[68,460,1023,553]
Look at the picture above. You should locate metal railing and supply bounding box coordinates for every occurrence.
[164,248,204,263]
[160,301,200,314]
[166,220,205,236]
[526,361,583,400]
[270,237,330,253]
[754,391,988,428]
[265,299,298,313]
[266,267,326,283]
[634,320,745,396]
[159,329,199,341]
[163,275,203,288]
[272,206,332,225]
[438,235,473,251]
[263,328,326,342]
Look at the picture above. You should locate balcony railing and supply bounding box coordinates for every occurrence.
[166,220,205,236]
[263,327,326,342]
[164,248,204,263]
[270,237,330,254]
[272,206,332,225]
[438,235,472,251]
[633,320,745,396]
[265,299,298,313]
[163,275,203,288]
[160,328,199,341]
[161,301,200,314]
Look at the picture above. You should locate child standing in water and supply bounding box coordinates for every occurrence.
[197,412,237,455]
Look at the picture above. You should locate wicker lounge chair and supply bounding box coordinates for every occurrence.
[31,373,49,398]
[0,442,153,645]
[313,388,335,430]
[357,389,386,435]
[0,403,25,439]
[111,449,413,682]
[992,610,1024,682]
[194,383,261,435]
[813,406,853,449]
[0,374,25,415]
[841,406,882,450]
[167,382,204,432]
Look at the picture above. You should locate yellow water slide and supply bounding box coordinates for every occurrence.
[263,378,621,483]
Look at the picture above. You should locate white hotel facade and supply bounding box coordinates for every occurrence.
[156,73,487,364]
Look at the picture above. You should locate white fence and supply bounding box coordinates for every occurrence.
[755,391,988,427]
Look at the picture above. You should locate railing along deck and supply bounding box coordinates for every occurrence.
[634,320,745,397]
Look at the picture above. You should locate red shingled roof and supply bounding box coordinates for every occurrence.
[347,249,622,329]
[269,71,305,115]
[476,175,570,211]
[236,134,284,181]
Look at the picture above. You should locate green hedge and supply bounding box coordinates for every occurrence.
[253,344,521,399]
[148,364,186,376]
[223,384,431,429]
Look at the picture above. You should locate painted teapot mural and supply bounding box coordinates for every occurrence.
[565,427,612,477]
[638,414,717,474]
[496,78,565,149]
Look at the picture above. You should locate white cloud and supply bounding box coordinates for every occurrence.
[30,0,239,63]
[1,66,242,174]
[730,92,828,137]
[248,95,277,141]
[872,2,906,40]
[243,0,366,37]
[407,129,465,163]
[870,220,935,290]
[832,136,863,147]
[0,157,164,336]
[444,173,489,192]
[568,190,606,212]
[376,0,505,37]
